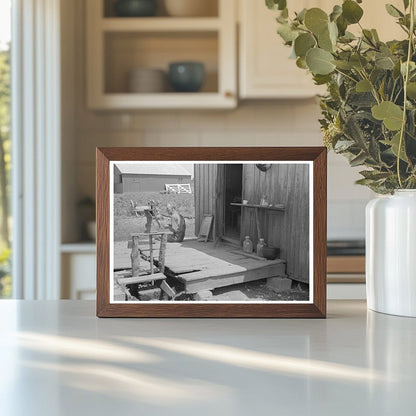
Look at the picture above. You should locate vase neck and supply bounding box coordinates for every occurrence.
[395,190,416,196]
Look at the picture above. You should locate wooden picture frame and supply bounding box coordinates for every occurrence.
[97,147,327,318]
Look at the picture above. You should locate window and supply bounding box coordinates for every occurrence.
[0,0,11,298]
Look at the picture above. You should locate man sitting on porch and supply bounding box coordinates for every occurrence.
[166,203,186,243]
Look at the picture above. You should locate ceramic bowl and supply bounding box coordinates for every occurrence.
[128,68,167,93]
[168,62,205,92]
[164,0,217,17]
[114,0,158,17]
[262,246,280,260]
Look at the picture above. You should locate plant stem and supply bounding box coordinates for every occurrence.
[397,0,415,188]
[334,68,358,84]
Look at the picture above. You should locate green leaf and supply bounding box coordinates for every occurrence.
[333,60,353,70]
[342,0,364,24]
[330,5,343,22]
[372,101,404,131]
[344,114,367,147]
[350,152,367,167]
[356,79,372,92]
[371,29,380,42]
[350,54,368,70]
[407,82,416,99]
[318,27,334,52]
[403,0,410,10]
[382,132,409,162]
[294,33,316,58]
[277,23,298,43]
[360,170,392,181]
[334,140,355,152]
[401,61,416,76]
[266,0,287,11]
[306,48,335,75]
[296,57,308,69]
[328,21,338,45]
[304,8,329,35]
[363,29,376,46]
[375,55,395,70]
[339,31,356,43]
[385,4,404,18]
[313,74,332,85]
[296,8,307,23]
[336,15,348,36]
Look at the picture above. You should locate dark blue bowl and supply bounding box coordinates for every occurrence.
[168,62,205,93]
[114,0,158,17]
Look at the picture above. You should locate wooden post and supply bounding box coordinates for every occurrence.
[131,235,140,277]
[255,207,262,240]
[145,211,152,233]
[149,234,154,275]
[159,233,168,274]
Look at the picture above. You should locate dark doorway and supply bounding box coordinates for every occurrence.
[224,164,243,242]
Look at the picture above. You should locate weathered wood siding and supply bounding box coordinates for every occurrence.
[194,164,218,239]
[241,164,310,283]
[194,163,310,283]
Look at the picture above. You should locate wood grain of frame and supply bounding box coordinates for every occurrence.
[96,147,327,318]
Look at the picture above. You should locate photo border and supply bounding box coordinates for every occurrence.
[97,147,327,318]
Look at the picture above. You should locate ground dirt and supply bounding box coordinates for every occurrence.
[212,280,309,301]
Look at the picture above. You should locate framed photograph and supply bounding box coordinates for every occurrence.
[96,147,327,318]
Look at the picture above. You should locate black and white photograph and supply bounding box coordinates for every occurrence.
[110,161,312,303]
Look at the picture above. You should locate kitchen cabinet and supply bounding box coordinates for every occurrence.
[238,0,325,99]
[61,245,96,300]
[238,0,404,99]
[86,0,237,109]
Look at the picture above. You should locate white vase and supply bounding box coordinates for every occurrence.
[366,190,416,317]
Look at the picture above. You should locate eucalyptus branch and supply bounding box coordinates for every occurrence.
[334,68,358,84]
[359,69,381,104]
[397,0,415,188]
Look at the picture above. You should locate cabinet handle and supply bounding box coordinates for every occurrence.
[225,91,234,99]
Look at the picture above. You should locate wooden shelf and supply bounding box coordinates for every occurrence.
[230,202,285,212]
[90,92,235,110]
[60,243,96,254]
[101,17,221,32]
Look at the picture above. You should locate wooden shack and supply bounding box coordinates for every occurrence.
[194,163,310,283]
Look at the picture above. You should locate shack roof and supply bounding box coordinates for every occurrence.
[115,163,192,177]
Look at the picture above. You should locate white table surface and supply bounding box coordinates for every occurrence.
[0,300,415,416]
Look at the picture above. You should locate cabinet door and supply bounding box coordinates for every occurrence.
[62,253,96,300]
[239,0,326,99]
[238,0,404,99]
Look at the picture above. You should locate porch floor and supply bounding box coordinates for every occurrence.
[114,239,286,294]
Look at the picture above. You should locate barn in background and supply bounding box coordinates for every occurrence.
[194,163,310,284]
[114,163,192,193]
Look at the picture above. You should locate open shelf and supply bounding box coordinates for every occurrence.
[87,0,236,109]
[104,31,219,94]
[231,203,285,212]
